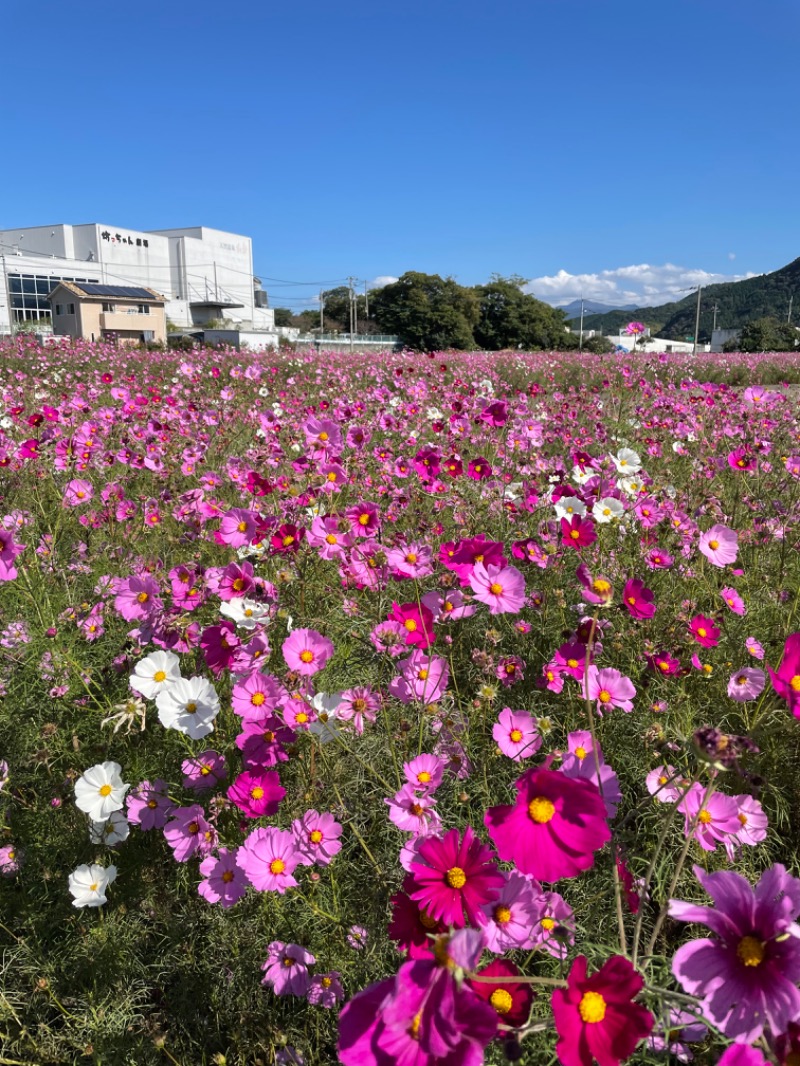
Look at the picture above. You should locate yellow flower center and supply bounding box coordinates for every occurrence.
[598,690,612,703]
[325,533,338,544]
[697,627,707,638]
[509,728,523,743]
[232,578,245,591]
[296,711,309,724]
[269,859,285,875]
[358,513,370,526]
[251,692,266,706]
[137,591,149,603]
[490,989,514,1015]
[186,702,197,713]
[418,770,432,783]
[575,746,587,760]
[737,935,765,967]
[541,917,556,930]
[99,784,113,797]
[791,675,800,692]
[738,812,748,825]
[570,529,581,540]
[418,668,429,681]
[410,803,424,817]
[579,991,607,1024]
[698,809,712,824]
[593,579,611,594]
[406,552,418,564]
[89,882,98,892]
[188,821,199,835]
[405,619,418,632]
[318,431,329,442]
[299,650,314,663]
[567,658,579,669]
[250,787,265,800]
[221,870,235,883]
[237,521,248,532]
[153,670,167,683]
[708,539,720,550]
[327,471,338,481]
[310,830,323,844]
[409,1012,422,1040]
[494,904,512,925]
[528,797,555,823]
[446,866,466,889]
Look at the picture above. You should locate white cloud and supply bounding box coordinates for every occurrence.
[523,262,756,309]
[369,275,399,290]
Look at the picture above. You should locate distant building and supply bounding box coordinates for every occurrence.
[0,222,277,345]
[710,328,741,352]
[605,335,709,354]
[48,282,166,346]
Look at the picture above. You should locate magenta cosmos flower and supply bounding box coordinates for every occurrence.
[198,847,248,908]
[552,955,653,1066]
[389,601,436,650]
[582,666,636,714]
[689,614,720,648]
[261,941,316,996]
[699,524,739,567]
[622,578,656,619]
[282,628,334,676]
[493,707,541,762]
[408,826,504,928]
[561,515,597,549]
[670,864,800,1042]
[485,767,610,882]
[237,827,300,892]
[227,769,285,819]
[768,632,800,717]
[469,561,526,614]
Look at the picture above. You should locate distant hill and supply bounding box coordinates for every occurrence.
[559,298,639,316]
[571,258,800,341]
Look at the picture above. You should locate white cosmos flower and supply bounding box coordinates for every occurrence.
[68,863,117,908]
[618,476,645,497]
[592,497,625,524]
[89,811,130,846]
[426,407,444,421]
[610,448,642,474]
[553,496,587,520]
[74,761,129,821]
[308,691,344,744]
[156,676,220,739]
[572,465,594,486]
[220,598,270,630]
[129,650,182,700]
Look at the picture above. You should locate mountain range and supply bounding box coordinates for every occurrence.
[569,257,800,341]
[558,298,639,315]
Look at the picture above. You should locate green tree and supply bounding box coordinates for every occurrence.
[725,316,799,352]
[371,272,479,350]
[321,287,373,333]
[472,275,575,350]
[582,334,615,353]
[273,308,293,327]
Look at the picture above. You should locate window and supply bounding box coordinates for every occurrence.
[68,304,75,315]
[8,273,98,324]
[55,304,63,316]
[137,304,150,314]
[102,303,115,313]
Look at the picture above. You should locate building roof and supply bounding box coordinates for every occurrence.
[47,281,165,302]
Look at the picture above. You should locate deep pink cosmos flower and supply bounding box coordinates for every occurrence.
[470,561,526,614]
[699,524,739,567]
[485,767,610,882]
[291,810,343,866]
[768,633,800,717]
[468,958,534,1028]
[444,535,507,586]
[479,399,508,426]
[389,601,436,650]
[493,707,541,762]
[561,515,597,549]
[217,560,255,601]
[552,955,653,1066]
[282,628,334,676]
[237,827,300,893]
[576,563,614,606]
[622,578,656,619]
[582,666,636,714]
[388,876,446,957]
[261,941,316,996]
[670,864,800,1043]
[728,447,757,472]
[227,769,285,819]
[689,614,720,648]
[198,847,248,908]
[408,826,503,928]
[0,528,25,581]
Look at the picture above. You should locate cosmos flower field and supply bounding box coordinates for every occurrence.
[2,338,800,1065]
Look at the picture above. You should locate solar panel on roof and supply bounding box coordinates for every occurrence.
[75,283,156,299]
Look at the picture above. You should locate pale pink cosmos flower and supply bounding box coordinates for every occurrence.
[261,941,316,996]
[745,637,765,660]
[678,784,741,852]
[385,784,441,834]
[727,667,766,702]
[64,479,94,507]
[291,810,343,867]
[237,827,300,893]
[493,708,541,762]
[402,753,445,793]
[723,795,768,861]
[469,562,526,614]
[646,766,685,803]
[582,665,636,714]
[478,870,542,952]
[721,586,747,615]
[698,524,738,567]
[282,629,334,676]
[198,847,248,908]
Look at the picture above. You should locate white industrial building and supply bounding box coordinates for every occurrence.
[0,222,277,345]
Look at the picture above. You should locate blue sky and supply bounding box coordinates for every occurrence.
[3,0,798,309]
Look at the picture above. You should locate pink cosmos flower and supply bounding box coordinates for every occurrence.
[478,869,542,952]
[421,588,476,622]
[689,614,720,648]
[493,708,541,762]
[699,524,739,567]
[385,783,442,834]
[496,655,524,686]
[470,562,526,614]
[64,479,94,507]
[402,753,445,793]
[389,601,435,650]
[408,826,503,928]
[114,575,162,621]
[560,732,622,819]
[485,767,610,882]
[198,847,248,908]
[724,794,768,860]
[346,501,380,537]
[337,686,380,733]
[561,514,597,549]
[727,667,766,701]
[645,547,674,570]
[369,620,407,656]
[678,784,741,852]
[389,650,450,705]
[126,778,175,830]
[622,577,656,619]
[531,890,575,958]
[291,810,343,866]
[218,507,259,547]
[227,769,285,819]
[646,766,685,803]
[237,827,300,893]
[181,750,227,790]
[217,561,255,601]
[386,542,434,579]
[231,671,284,722]
[768,633,800,717]
[721,586,747,615]
[582,665,636,714]
[163,805,216,863]
[261,941,316,996]
[282,628,334,676]
[306,972,344,1008]
[0,528,25,581]
[745,637,765,660]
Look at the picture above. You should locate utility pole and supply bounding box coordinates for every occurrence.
[579,297,585,351]
[692,286,702,356]
[1,255,12,338]
[364,281,369,320]
[788,295,794,325]
[347,276,356,354]
[711,303,719,332]
[214,262,219,301]
[320,290,325,335]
